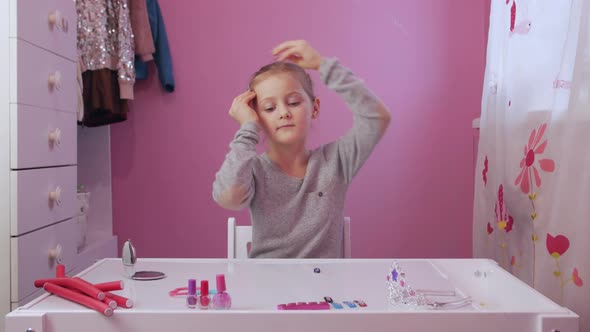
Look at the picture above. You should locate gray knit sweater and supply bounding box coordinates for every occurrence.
[212,58,389,258]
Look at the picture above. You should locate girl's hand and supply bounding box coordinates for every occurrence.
[229,90,258,125]
[272,40,323,70]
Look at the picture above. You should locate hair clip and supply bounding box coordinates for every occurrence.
[342,301,357,308]
[386,260,426,306]
[354,299,367,307]
[277,302,330,310]
[330,302,344,309]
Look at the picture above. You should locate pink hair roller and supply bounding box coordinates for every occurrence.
[34,278,105,300]
[43,283,113,316]
[105,292,134,308]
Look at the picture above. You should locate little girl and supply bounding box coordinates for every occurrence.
[213,40,391,258]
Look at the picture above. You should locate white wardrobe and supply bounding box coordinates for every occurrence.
[1,1,117,330]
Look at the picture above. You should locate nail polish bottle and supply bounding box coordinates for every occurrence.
[199,280,211,309]
[212,274,232,310]
[186,279,197,309]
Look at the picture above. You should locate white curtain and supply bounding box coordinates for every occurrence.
[473,0,589,329]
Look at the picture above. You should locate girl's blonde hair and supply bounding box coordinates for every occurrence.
[248,62,316,103]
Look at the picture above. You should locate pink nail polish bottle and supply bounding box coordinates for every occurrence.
[212,274,232,310]
[186,279,197,309]
[199,280,210,309]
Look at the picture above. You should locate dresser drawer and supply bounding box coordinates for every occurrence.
[11,236,118,309]
[10,217,78,302]
[10,39,76,112]
[10,104,77,169]
[10,165,77,236]
[9,0,77,61]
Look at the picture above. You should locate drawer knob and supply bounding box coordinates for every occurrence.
[48,128,62,147]
[48,10,69,32]
[49,186,62,206]
[48,10,60,26]
[48,71,62,91]
[48,244,63,263]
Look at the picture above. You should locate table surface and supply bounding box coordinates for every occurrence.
[15,258,570,314]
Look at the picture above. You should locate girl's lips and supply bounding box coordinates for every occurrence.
[277,124,295,131]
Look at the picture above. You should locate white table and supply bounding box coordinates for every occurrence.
[5,258,579,332]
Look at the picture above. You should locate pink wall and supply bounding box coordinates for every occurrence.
[111,0,489,258]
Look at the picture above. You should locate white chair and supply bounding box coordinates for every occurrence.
[227,216,351,259]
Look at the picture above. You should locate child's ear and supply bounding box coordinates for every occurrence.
[312,98,320,119]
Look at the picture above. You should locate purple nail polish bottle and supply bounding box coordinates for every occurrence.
[212,274,232,310]
[186,279,197,309]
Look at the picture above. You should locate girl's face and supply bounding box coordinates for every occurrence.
[252,72,319,147]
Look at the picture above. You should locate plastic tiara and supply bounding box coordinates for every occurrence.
[386,260,426,306]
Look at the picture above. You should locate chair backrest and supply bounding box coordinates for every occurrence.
[227,216,352,259]
[227,217,252,259]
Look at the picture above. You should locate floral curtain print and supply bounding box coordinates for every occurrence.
[473,0,590,329]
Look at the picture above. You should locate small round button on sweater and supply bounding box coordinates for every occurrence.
[318,192,323,197]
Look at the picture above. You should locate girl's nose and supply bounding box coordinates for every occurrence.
[279,107,291,119]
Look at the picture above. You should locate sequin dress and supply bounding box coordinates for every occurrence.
[77,0,135,99]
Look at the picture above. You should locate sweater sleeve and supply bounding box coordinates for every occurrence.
[129,0,155,61]
[319,58,391,184]
[152,0,175,92]
[134,0,175,92]
[212,121,260,210]
[116,0,136,99]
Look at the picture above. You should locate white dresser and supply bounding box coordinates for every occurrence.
[1,1,117,330]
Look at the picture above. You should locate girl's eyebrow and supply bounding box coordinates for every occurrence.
[258,96,274,104]
[260,91,302,104]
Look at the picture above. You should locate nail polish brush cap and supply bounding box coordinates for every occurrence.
[188,279,196,296]
[200,280,209,296]
[216,274,226,292]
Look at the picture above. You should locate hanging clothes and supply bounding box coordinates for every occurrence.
[135,0,175,92]
[77,62,84,122]
[77,0,135,99]
[81,69,129,127]
[129,0,155,62]
[76,0,135,126]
